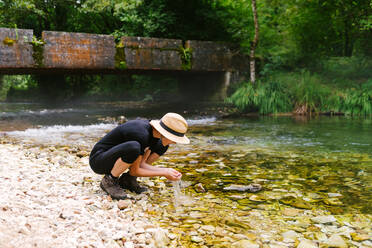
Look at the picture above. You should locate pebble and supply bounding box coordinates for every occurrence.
[201,225,215,233]
[232,240,260,248]
[297,239,318,248]
[0,144,170,248]
[124,241,134,248]
[191,236,204,243]
[195,183,206,193]
[324,234,348,248]
[117,199,132,210]
[311,215,337,224]
[282,230,298,241]
[153,229,170,247]
[327,193,342,197]
[362,240,372,247]
[351,232,370,241]
[282,208,301,216]
[168,233,177,240]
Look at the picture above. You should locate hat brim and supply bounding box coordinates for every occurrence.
[150,120,190,144]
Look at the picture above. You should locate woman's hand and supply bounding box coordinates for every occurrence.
[164,168,182,181]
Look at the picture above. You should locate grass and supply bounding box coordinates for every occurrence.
[227,57,372,116]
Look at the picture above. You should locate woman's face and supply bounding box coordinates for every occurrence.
[161,135,176,146]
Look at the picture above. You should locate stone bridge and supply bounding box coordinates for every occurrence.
[0,28,248,100]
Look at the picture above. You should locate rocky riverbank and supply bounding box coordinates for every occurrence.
[0,143,172,248]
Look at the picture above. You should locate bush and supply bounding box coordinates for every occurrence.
[291,71,331,114]
[227,70,372,116]
[226,80,292,114]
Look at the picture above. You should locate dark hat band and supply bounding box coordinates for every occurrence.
[160,120,185,137]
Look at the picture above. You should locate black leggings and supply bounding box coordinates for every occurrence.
[89,141,141,175]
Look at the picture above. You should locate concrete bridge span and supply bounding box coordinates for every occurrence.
[0,28,247,100]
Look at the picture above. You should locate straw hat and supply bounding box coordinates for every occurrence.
[150,113,190,144]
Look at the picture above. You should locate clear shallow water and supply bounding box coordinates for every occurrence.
[1,102,371,155]
[1,101,371,246]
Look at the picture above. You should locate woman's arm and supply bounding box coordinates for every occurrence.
[130,149,181,180]
[140,150,164,171]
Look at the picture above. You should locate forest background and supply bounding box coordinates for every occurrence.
[0,0,371,115]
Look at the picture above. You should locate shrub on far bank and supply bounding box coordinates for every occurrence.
[226,69,372,116]
[225,80,292,114]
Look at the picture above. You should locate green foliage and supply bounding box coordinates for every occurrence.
[114,42,127,70]
[228,70,372,116]
[226,81,292,114]
[179,47,192,70]
[28,35,45,68]
[318,57,372,81]
[1,0,371,104]
[326,80,372,116]
[0,75,37,101]
[291,71,331,114]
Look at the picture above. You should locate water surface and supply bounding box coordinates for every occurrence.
[1,101,371,246]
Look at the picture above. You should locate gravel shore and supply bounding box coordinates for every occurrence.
[0,143,169,248]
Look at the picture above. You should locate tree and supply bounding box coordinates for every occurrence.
[250,0,259,83]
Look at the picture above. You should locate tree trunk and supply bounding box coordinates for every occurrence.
[250,0,259,83]
[343,19,353,57]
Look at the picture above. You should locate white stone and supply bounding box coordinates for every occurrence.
[297,239,318,248]
[191,236,204,243]
[282,230,298,241]
[201,225,215,233]
[327,193,342,197]
[362,240,372,247]
[311,215,337,224]
[124,241,134,248]
[168,233,177,240]
[324,234,348,248]
[153,229,169,247]
[134,227,145,234]
[232,240,260,248]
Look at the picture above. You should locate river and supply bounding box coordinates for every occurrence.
[1,101,371,247]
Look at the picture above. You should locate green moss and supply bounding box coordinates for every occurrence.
[29,36,45,68]
[3,37,16,46]
[115,41,127,70]
[179,46,192,70]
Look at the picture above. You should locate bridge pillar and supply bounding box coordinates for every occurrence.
[177,71,232,102]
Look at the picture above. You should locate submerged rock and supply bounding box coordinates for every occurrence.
[194,183,206,193]
[282,230,299,241]
[280,196,312,209]
[323,198,343,206]
[249,194,266,202]
[297,239,318,248]
[311,215,336,224]
[232,240,260,248]
[191,236,203,243]
[201,225,215,233]
[327,193,342,198]
[324,234,348,248]
[223,184,262,192]
[350,232,370,242]
[282,208,301,216]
